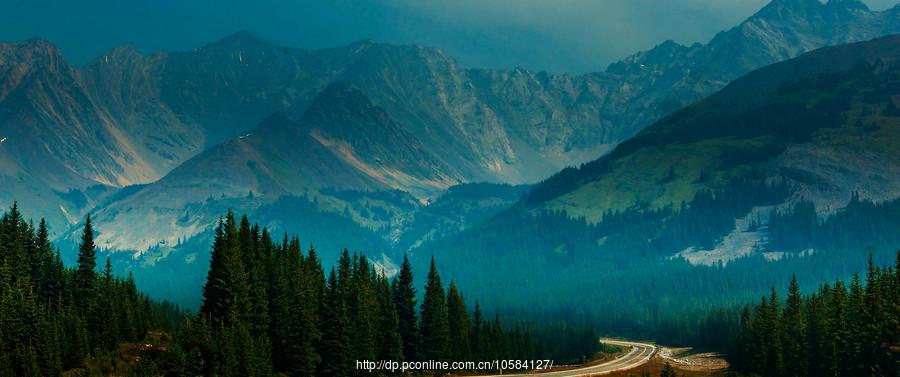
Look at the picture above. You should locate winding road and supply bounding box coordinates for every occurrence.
[478,339,656,377]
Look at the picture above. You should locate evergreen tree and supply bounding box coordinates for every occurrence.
[766,288,784,376]
[319,269,352,377]
[731,252,900,377]
[98,257,121,349]
[376,273,403,362]
[74,215,97,310]
[782,275,806,377]
[201,212,252,326]
[447,281,470,361]
[470,302,484,359]
[350,254,377,362]
[0,204,176,374]
[419,257,450,361]
[392,254,418,362]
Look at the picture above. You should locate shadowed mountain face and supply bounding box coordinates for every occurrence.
[518,34,900,268]
[422,33,900,320]
[85,84,469,251]
[1,0,898,243]
[529,34,900,219]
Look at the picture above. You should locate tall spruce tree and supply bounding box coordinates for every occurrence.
[783,275,806,377]
[319,268,352,377]
[392,254,417,362]
[201,219,229,322]
[350,254,378,362]
[447,281,470,361]
[74,215,97,310]
[470,302,484,359]
[419,257,450,361]
[376,273,403,362]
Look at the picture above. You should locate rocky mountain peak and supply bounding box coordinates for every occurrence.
[301,83,382,124]
[0,38,65,68]
[204,30,273,52]
[754,0,826,20]
[825,0,870,11]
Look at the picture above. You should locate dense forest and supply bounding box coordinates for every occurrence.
[423,180,900,350]
[149,211,599,376]
[0,206,600,376]
[768,194,900,254]
[730,253,900,377]
[0,204,181,375]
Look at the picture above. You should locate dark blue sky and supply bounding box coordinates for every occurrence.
[0,0,896,73]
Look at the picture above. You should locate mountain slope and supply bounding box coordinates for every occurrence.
[530,34,900,223]
[601,0,900,136]
[4,0,900,231]
[417,33,900,332]
[86,84,462,251]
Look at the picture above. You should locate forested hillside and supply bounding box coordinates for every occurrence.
[0,204,601,375]
[145,211,600,376]
[0,204,181,375]
[730,253,900,376]
[422,34,900,346]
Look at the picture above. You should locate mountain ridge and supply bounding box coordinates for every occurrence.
[522,34,900,260]
[2,0,899,240]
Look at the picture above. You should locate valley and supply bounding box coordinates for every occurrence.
[1,0,900,375]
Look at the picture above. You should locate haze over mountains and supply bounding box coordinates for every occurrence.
[1,0,899,305]
[425,33,900,330]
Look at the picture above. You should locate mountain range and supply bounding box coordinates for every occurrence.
[1,0,899,305]
[422,33,900,330]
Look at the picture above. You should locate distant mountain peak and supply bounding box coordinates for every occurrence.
[825,0,869,11]
[757,0,871,17]
[303,83,380,121]
[4,38,62,58]
[755,0,825,17]
[207,30,271,49]
[94,44,142,62]
[310,81,374,110]
[0,38,69,75]
[255,111,292,128]
[348,38,377,47]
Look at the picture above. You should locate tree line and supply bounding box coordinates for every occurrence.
[768,193,900,254]
[730,252,900,376]
[0,204,180,376]
[153,211,599,376]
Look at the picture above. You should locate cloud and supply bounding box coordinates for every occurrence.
[0,0,895,73]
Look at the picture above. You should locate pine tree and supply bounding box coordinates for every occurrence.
[201,212,252,326]
[376,273,403,362]
[470,302,484,359]
[735,306,753,371]
[846,273,867,376]
[447,281,470,361]
[74,215,97,310]
[98,257,121,349]
[419,257,450,362]
[765,288,784,377]
[350,254,377,362]
[392,254,417,362]
[319,268,352,377]
[782,275,806,377]
[201,219,228,322]
[301,244,325,376]
[34,219,58,303]
[0,203,27,282]
[826,281,851,376]
[804,288,828,377]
